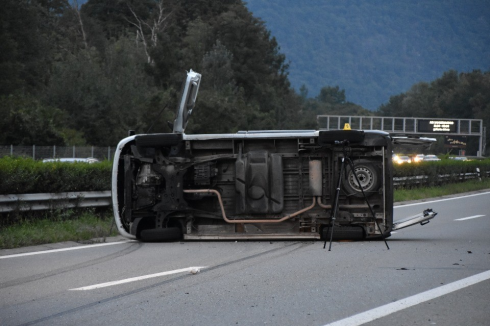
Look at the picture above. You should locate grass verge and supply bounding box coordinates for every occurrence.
[394,178,490,202]
[0,211,118,249]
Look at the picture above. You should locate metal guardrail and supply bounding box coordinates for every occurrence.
[393,170,489,188]
[0,191,111,213]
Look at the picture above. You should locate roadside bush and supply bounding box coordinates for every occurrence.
[394,159,490,189]
[0,156,112,194]
[0,157,113,226]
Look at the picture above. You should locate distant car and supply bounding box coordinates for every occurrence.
[423,155,440,161]
[449,156,469,161]
[42,158,99,163]
[398,156,411,164]
[412,154,425,163]
[392,154,411,164]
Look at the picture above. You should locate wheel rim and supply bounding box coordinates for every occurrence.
[348,166,374,192]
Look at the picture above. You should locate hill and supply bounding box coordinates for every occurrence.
[245,0,490,109]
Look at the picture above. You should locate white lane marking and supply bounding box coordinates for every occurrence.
[0,241,134,260]
[455,215,485,221]
[394,191,490,208]
[323,270,490,326]
[70,266,207,291]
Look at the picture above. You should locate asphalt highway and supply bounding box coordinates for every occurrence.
[1,191,489,326]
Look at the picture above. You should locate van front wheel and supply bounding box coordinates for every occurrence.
[139,227,182,242]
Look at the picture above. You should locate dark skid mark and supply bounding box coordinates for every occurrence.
[19,242,303,326]
[0,242,143,289]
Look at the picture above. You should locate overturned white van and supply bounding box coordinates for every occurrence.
[112,70,436,242]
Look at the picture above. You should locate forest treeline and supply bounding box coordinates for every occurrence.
[0,0,489,155]
[380,70,490,155]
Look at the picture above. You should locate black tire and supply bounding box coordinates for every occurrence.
[139,227,182,242]
[321,225,365,240]
[135,133,182,147]
[343,160,380,197]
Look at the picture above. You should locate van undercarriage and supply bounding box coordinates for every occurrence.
[111,70,436,242]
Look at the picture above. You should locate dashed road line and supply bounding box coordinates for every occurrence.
[0,241,134,260]
[70,267,207,290]
[455,215,485,221]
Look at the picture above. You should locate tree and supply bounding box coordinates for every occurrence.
[0,0,70,96]
[0,95,65,145]
[44,36,159,145]
[317,86,346,104]
[201,40,235,91]
[182,18,214,72]
[125,0,171,64]
[376,69,490,155]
